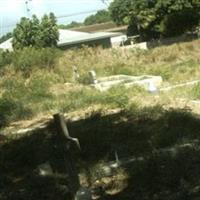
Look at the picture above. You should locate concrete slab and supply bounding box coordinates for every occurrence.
[89,72,162,92]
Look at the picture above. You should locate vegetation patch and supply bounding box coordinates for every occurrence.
[1,107,200,199]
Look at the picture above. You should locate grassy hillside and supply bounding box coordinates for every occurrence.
[1,39,200,200]
[1,39,200,128]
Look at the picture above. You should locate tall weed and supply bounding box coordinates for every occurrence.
[12,47,61,75]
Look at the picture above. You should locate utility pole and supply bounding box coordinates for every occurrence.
[0,17,2,38]
[25,0,32,18]
[101,0,109,6]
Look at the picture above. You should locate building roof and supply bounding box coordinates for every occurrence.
[0,29,123,51]
[0,38,13,51]
[70,22,127,33]
[58,29,89,45]
[57,29,122,47]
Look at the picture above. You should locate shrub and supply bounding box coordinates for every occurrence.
[0,50,12,68]
[12,47,61,75]
[59,85,137,113]
[27,73,54,103]
[0,72,55,126]
[0,96,32,128]
[102,86,130,108]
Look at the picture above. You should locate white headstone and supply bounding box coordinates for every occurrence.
[72,66,80,82]
[88,70,98,84]
[37,162,53,176]
[147,81,157,93]
[75,187,92,200]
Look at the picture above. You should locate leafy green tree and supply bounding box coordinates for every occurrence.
[59,21,83,29]
[36,13,59,47]
[109,0,134,25]
[84,10,111,25]
[58,10,111,30]
[12,17,33,49]
[0,32,12,44]
[12,13,59,49]
[109,0,200,39]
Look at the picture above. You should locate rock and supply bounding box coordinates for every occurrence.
[75,187,92,200]
[36,162,53,177]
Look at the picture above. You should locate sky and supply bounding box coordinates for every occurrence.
[0,0,111,37]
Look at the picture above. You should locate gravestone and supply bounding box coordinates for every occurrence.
[88,70,98,84]
[75,187,92,200]
[72,66,80,82]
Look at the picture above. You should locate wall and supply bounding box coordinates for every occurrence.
[58,38,112,50]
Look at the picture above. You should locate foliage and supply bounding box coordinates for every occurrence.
[109,0,134,25]
[58,21,83,29]
[2,105,200,199]
[0,72,56,127]
[0,50,12,68]
[84,10,111,25]
[11,47,61,75]
[0,96,32,128]
[58,10,111,30]
[0,32,12,43]
[190,83,200,99]
[0,39,200,127]
[109,0,200,39]
[12,13,59,49]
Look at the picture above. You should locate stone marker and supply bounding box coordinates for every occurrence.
[147,81,158,93]
[75,187,92,200]
[88,71,162,92]
[37,162,53,176]
[72,66,80,82]
[88,70,98,84]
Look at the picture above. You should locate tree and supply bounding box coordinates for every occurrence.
[0,32,12,44]
[12,13,59,49]
[12,17,33,49]
[36,13,59,47]
[109,0,134,25]
[109,0,200,39]
[84,10,111,25]
[59,21,83,29]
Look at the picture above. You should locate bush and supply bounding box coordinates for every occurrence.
[59,85,137,113]
[0,96,32,128]
[0,50,12,68]
[27,73,54,103]
[12,47,61,75]
[0,72,55,127]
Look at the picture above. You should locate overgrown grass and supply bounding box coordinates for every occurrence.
[57,39,200,84]
[190,83,200,100]
[1,106,200,200]
[0,68,145,127]
[163,82,200,101]
[1,39,200,127]
[0,50,12,68]
[1,39,200,199]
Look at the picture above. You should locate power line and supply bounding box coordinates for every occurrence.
[25,0,32,17]
[0,8,106,30]
[56,9,103,19]
[0,0,111,35]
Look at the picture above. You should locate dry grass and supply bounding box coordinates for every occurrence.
[1,39,200,200]
[56,39,200,84]
[1,39,200,128]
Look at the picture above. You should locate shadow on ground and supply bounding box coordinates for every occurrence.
[1,106,200,200]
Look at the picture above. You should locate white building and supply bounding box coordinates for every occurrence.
[0,29,126,51]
